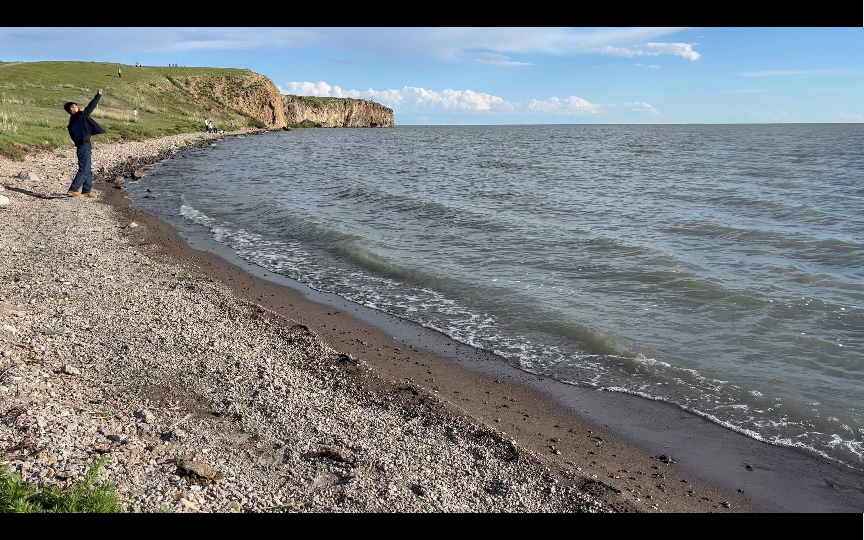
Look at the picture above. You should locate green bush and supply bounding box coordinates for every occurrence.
[0,458,123,513]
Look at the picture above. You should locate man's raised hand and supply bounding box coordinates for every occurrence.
[98,89,103,95]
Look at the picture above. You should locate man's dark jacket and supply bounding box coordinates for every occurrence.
[68,92,105,147]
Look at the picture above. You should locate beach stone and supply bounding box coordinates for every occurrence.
[135,409,156,424]
[27,172,39,181]
[176,455,224,481]
[17,171,29,179]
[179,498,199,512]
[132,170,146,179]
[62,365,80,376]
[127,222,138,228]
[0,195,9,208]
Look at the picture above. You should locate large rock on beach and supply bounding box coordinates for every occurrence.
[176,455,224,481]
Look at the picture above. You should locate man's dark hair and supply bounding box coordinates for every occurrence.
[63,102,77,114]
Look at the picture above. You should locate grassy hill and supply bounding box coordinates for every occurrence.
[0,61,269,160]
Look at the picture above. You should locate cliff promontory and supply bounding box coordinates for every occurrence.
[282,95,395,128]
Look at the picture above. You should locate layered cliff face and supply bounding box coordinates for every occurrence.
[170,72,287,129]
[282,95,395,127]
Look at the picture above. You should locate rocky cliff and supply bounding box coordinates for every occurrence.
[282,95,395,127]
[169,72,287,129]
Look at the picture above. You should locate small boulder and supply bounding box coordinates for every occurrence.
[62,365,81,376]
[132,170,146,179]
[0,195,9,208]
[27,172,39,181]
[17,171,29,179]
[176,455,223,481]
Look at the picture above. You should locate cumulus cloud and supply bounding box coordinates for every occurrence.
[280,81,333,97]
[589,42,699,60]
[623,101,660,115]
[281,81,515,112]
[643,42,700,60]
[528,96,604,115]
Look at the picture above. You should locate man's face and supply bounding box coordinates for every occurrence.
[69,104,79,114]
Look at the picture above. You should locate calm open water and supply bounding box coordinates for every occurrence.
[130,124,864,468]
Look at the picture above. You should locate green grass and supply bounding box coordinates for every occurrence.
[284,94,361,108]
[0,458,123,513]
[0,61,268,160]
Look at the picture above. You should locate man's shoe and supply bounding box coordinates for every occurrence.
[82,192,97,199]
[67,191,83,197]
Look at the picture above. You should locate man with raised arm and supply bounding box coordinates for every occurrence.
[63,89,106,198]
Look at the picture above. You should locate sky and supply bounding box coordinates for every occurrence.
[1,27,863,125]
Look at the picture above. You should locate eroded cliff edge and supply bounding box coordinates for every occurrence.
[282,95,395,128]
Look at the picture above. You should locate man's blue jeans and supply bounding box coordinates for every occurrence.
[69,143,93,194]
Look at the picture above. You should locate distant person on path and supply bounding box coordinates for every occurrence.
[133,108,137,118]
[64,89,105,198]
[118,68,121,78]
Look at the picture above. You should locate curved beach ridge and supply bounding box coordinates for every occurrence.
[0,133,750,513]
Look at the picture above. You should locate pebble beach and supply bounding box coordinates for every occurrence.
[0,132,757,512]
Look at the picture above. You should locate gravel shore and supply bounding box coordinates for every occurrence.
[0,133,634,512]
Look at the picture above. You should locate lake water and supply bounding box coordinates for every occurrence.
[129,124,864,469]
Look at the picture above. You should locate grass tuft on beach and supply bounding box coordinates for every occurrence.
[0,61,264,160]
[0,458,123,513]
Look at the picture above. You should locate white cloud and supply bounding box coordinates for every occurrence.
[836,112,864,122]
[281,81,515,112]
[644,43,700,60]
[592,45,638,58]
[649,64,661,69]
[528,96,604,114]
[280,81,333,97]
[589,42,699,61]
[463,52,533,66]
[623,101,660,115]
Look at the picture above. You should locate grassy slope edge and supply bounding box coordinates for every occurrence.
[0,61,266,160]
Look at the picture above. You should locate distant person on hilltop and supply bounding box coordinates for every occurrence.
[64,89,106,198]
[118,67,121,78]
